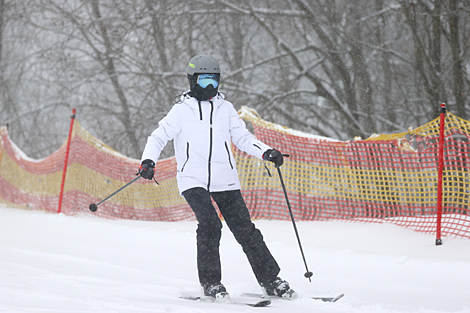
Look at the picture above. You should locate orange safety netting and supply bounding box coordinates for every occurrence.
[0,121,191,221]
[1,106,469,238]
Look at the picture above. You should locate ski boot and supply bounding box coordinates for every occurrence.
[201,282,231,303]
[261,277,299,300]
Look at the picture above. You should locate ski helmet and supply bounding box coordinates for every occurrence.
[187,55,220,75]
[187,55,220,101]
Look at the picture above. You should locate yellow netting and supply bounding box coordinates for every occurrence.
[1,107,469,238]
[237,107,470,238]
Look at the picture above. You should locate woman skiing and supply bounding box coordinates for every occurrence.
[138,55,296,302]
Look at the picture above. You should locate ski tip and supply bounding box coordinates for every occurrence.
[180,296,200,301]
[332,293,344,302]
[310,293,344,302]
[253,299,271,307]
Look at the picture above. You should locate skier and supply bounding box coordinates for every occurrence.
[138,55,296,302]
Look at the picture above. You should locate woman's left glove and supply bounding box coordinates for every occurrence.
[138,159,155,180]
[263,149,284,168]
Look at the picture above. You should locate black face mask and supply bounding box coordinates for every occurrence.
[190,84,218,101]
[188,74,219,101]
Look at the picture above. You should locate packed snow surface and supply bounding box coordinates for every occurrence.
[0,205,469,313]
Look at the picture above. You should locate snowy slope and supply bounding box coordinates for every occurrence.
[0,205,469,313]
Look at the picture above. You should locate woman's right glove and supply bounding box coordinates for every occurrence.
[138,159,155,180]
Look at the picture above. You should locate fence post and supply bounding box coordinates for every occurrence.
[58,109,76,214]
[436,103,446,245]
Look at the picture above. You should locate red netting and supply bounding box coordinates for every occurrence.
[1,107,469,239]
[238,107,470,238]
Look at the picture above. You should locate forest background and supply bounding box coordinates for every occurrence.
[0,0,469,160]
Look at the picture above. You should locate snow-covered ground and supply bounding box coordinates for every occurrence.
[0,205,469,313]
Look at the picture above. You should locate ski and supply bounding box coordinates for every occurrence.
[242,292,344,303]
[180,296,271,307]
[311,293,344,302]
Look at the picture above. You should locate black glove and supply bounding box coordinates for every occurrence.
[139,159,155,180]
[263,149,284,168]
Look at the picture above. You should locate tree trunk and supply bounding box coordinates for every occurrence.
[448,0,466,119]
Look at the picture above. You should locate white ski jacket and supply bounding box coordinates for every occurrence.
[141,92,272,195]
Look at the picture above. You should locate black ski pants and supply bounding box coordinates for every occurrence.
[182,187,280,286]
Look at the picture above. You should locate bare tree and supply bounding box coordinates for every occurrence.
[448,0,466,119]
[1,0,469,159]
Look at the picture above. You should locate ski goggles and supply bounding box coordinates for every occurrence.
[197,74,220,88]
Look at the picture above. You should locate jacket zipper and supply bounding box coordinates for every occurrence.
[207,101,214,190]
[225,141,233,169]
[181,142,190,172]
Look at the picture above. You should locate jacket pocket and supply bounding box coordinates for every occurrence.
[225,141,234,169]
[181,142,190,172]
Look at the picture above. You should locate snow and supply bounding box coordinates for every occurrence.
[238,106,339,142]
[0,205,469,313]
[0,126,47,163]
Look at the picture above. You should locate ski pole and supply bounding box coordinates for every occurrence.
[89,175,141,212]
[277,167,314,282]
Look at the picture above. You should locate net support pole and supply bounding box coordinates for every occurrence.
[436,103,446,245]
[58,109,76,214]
